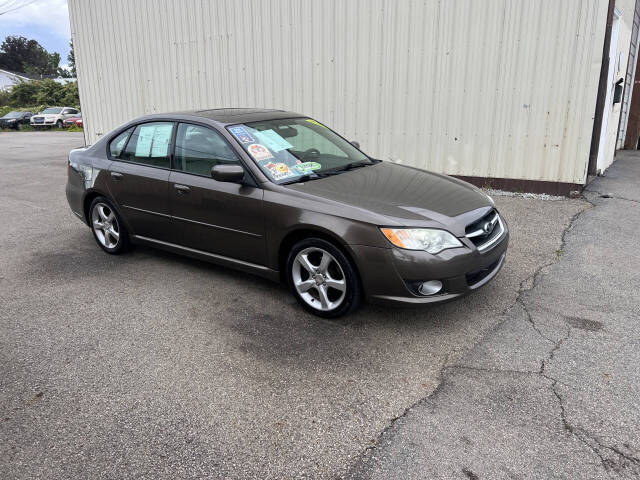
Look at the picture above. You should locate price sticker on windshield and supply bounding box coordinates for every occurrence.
[229,126,255,144]
[248,143,274,161]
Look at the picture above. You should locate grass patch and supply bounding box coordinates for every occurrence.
[0,124,84,133]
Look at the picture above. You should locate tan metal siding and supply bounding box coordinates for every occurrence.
[69,0,609,184]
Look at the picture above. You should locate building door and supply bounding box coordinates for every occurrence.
[597,8,621,172]
[617,0,640,149]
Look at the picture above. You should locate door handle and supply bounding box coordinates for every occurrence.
[110,172,123,180]
[174,184,190,194]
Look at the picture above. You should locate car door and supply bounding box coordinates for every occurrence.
[106,122,174,241]
[168,122,266,265]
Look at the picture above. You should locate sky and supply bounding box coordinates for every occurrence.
[0,0,72,68]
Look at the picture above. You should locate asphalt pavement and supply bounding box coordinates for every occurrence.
[348,153,640,478]
[0,131,600,479]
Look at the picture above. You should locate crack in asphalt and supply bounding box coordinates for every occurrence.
[517,197,640,474]
[346,194,639,477]
[585,188,640,205]
[346,351,452,459]
[547,376,640,473]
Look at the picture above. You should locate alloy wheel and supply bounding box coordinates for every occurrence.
[91,203,120,249]
[292,247,347,311]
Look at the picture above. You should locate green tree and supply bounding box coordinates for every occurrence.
[0,35,60,76]
[67,40,76,77]
[6,81,40,106]
[2,79,79,108]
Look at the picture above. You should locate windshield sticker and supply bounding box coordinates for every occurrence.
[293,161,321,173]
[247,143,274,161]
[273,163,294,180]
[305,119,327,128]
[229,126,255,144]
[262,161,296,180]
[255,129,293,152]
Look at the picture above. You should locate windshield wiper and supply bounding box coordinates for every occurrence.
[340,161,372,171]
[280,159,379,184]
[280,173,325,185]
[321,160,376,176]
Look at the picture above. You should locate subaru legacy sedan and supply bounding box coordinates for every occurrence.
[66,108,508,317]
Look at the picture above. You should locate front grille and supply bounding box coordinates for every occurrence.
[465,209,505,252]
[33,117,44,123]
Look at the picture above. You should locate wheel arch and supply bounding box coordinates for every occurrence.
[82,189,131,232]
[277,227,362,286]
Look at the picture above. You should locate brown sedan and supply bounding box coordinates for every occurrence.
[66,108,508,317]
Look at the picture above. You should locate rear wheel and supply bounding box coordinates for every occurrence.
[287,238,362,318]
[89,197,129,254]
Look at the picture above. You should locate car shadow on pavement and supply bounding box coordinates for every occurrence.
[23,227,509,371]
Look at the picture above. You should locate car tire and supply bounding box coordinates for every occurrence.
[89,197,130,254]
[286,238,362,318]
[56,120,63,128]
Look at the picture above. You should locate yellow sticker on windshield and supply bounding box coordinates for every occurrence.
[305,119,327,128]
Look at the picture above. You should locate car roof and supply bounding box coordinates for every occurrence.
[169,108,306,125]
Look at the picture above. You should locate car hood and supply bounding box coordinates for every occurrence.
[285,162,493,235]
[34,114,58,119]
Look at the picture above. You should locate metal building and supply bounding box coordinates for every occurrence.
[68,0,640,194]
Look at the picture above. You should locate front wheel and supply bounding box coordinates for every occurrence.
[89,197,129,254]
[287,238,362,318]
[56,120,63,128]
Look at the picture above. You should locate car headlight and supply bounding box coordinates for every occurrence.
[380,228,463,254]
[7,119,16,122]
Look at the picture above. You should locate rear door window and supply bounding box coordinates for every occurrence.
[120,122,174,168]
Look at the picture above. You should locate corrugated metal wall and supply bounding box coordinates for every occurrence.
[69,0,609,184]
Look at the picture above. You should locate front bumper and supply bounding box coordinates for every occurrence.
[349,228,509,305]
[31,119,55,127]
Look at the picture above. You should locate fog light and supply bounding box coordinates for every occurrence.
[418,280,443,296]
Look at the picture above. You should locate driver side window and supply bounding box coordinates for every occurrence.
[174,123,240,176]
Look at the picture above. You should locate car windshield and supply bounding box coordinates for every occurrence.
[2,111,22,119]
[227,117,371,184]
[42,108,63,114]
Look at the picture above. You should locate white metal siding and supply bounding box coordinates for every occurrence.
[69,0,610,184]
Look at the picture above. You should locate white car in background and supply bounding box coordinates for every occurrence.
[30,107,80,129]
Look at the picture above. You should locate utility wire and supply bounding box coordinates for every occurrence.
[0,0,40,16]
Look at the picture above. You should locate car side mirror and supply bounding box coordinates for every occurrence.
[351,140,361,149]
[211,164,245,183]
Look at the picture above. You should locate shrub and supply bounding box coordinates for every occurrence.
[0,79,79,109]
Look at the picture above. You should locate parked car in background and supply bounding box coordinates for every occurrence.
[0,111,33,129]
[31,107,80,128]
[64,113,83,128]
[65,108,508,318]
